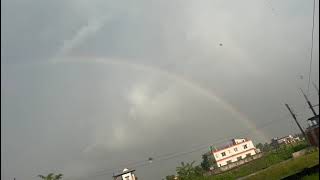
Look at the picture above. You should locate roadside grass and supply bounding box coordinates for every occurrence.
[302,172,319,180]
[244,149,319,180]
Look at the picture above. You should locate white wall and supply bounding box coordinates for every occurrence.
[213,140,256,167]
[121,172,136,180]
[233,138,246,144]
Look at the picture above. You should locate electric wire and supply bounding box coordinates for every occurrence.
[64,117,290,180]
[307,0,317,95]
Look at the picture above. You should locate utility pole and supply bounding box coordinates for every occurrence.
[285,104,306,137]
[300,88,317,116]
[312,82,319,96]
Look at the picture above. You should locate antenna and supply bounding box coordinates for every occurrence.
[299,88,317,116]
[285,104,306,138]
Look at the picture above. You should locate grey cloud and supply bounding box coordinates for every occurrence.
[2,0,319,180]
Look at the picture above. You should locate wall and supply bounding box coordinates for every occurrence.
[306,126,319,147]
[292,149,308,158]
[121,172,136,180]
[213,140,257,167]
[233,139,246,144]
[205,153,263,176]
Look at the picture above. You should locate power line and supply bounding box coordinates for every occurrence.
[67,118,287,179]
[64,117,288,180]
[307,0,316,95]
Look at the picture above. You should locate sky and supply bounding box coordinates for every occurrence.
[1,0,319,180]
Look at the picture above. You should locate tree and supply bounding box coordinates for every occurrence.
[255,143,263,151]
[165,175,176,180]
[38,173,63,180]
[263,142,272,152]
[176,161,203,180]
[200,154,210,171]
[194,165,204,176]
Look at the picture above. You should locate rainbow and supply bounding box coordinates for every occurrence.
[51,56,269,142]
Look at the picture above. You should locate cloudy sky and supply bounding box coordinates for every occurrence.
[1,0,319,180]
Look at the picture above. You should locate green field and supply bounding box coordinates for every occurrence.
[302,173,319,180]
[243,150,319,180]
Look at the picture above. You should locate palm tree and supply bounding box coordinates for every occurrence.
[38,173,63,180]
[176,161,203,180]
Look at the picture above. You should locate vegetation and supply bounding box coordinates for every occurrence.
[255,142,273,152]
[165,175,176,180]
[244,149,319,180]
[38,173,63,180]
[165,140,315,180]
[201,154,211,171]
[302,172,319,180]
[255,143,263,151]
[175,161,204,180]
[205,142,310,178]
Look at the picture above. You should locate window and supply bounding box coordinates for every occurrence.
[246,153,251,157]
[221,152,226,156]
[234,147,238,152]
[227,160,232,164]
[243,144,248,149]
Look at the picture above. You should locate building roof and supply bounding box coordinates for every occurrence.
[277,135,293,140]
[272,134,295,140]
[113,169,136,177]
[212,138,250,153]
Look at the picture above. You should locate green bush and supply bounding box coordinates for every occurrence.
[292,142,309,152]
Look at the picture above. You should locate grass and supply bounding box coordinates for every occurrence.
[166,142,316,180]
[302,172,319,180]
[244,149,319,180]
[189,142,315,180]
[200,144,307,179]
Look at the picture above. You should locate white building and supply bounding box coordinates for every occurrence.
[211,138,258,167]
[113,168,137,180]
[271,134,299,147]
